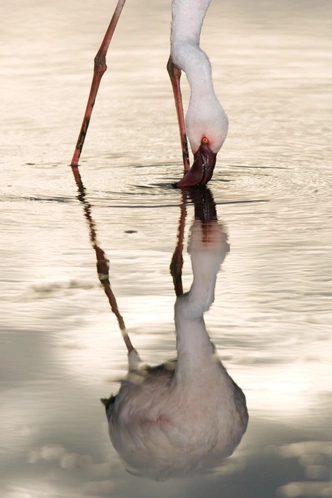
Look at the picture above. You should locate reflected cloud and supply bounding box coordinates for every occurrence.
[275,440,332,497]
[277,481,332,498]
[277,441,332,458]
[70,179,248,480]
[28,444,93,468]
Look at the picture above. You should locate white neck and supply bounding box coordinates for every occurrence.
[170,0,214,95]
[170,0,228,153]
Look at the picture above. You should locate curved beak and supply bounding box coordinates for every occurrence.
[176,141,217,188]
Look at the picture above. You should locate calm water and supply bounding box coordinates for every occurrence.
[1,0,332,497]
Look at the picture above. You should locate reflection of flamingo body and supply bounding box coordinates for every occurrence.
[71,0,228,188]
[102,203,248,479]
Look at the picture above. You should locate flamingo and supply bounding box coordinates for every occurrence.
[101,189,248,479]
[70,0,228,187]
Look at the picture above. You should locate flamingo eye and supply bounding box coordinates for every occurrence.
[202,137,209,144]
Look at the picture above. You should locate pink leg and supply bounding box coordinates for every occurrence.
[71,0,127,167]
[167,56,190,172]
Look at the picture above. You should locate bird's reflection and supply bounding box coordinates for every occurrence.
[71,167,248,480]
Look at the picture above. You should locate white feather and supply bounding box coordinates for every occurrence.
[170,0,228,153]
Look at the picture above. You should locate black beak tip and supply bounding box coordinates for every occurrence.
[174,141,218,188]
[101,395,116,410]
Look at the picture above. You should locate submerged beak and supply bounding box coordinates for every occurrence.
[176,141,217,188]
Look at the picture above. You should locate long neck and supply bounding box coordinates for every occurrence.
[174,243,221,381]
[173,219,229,383]
[174,298,216,384]
[170,0,215,97]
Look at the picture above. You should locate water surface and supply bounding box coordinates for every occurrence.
[1,0,332,497]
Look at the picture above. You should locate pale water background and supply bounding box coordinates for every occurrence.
[1,0,332,497]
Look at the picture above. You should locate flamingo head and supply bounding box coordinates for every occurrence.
[176,95,228,188]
